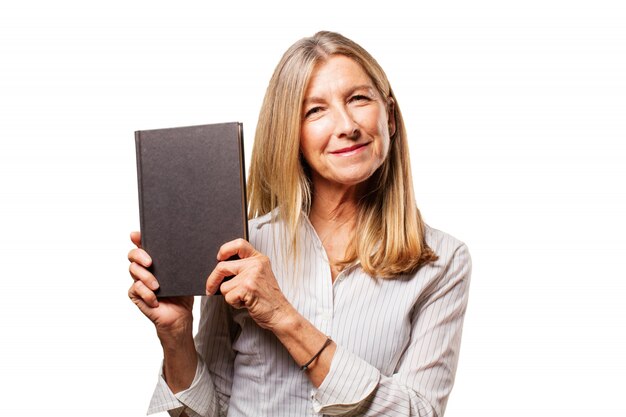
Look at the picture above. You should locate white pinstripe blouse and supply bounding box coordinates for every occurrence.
[148,211,471,417]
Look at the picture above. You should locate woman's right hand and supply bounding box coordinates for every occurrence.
[127,231,193,337]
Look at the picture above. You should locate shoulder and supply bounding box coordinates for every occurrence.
[424,225,470,260]
[247,209,288,254]
[422,224,472,283]
[248,211,274,232]
[248,210,287,235]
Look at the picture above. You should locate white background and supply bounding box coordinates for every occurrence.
[1,0,624,416]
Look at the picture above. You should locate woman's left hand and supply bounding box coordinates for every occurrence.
[206,238,295,331]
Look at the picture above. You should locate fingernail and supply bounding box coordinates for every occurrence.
[150,281,159,290]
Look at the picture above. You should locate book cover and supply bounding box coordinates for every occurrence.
[135,122,248,297]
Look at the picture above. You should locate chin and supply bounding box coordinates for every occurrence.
[333,170,376,187]
[314,162,382,189]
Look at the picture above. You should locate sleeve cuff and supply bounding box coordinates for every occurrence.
[311,344,380,415]
[147,354,218,417]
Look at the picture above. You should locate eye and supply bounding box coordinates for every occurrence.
[350,94,371,103]
[304,106,323,118]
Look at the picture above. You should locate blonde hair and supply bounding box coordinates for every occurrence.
[248,31,437,277]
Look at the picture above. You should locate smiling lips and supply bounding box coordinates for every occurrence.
[330,142,370,156]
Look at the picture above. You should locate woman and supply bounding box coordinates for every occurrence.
[129,31,471,417]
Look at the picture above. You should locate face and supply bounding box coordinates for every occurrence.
[300,55,395,191]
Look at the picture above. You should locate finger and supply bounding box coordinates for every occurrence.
[223,285,249,309]
[218,268,246,295]
[128,285,153,315]
[128,247,152,267]
[129,262,160,291]
[129,280,159,308]
[216,238,257,262]
[206,259,243,295]
[130,231,142,248]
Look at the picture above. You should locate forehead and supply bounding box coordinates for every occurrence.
[304,55,374,95]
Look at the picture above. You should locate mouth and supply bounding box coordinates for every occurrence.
[330,142,370,156]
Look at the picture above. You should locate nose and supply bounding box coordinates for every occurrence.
[333,105,359,140]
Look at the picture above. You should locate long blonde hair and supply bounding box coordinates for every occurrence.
[248,31,437,277]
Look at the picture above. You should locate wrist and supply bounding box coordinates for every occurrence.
[156,321,193,348]
[270,312,335,386]
[271,305,305,338]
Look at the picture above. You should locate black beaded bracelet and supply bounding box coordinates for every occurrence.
[300,336,333,371]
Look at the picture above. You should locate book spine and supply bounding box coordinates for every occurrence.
[135,131,146,248]
[237,122,249,240]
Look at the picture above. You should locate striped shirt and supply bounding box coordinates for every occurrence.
[148,211,471,417]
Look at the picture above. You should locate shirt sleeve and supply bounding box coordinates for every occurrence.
[147,296,238,417]
[312,243,472,417]
[147,355,218,417]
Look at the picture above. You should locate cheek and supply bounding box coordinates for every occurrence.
[356,105,388,134]
[370,115,391,156]
[373,129,392,168]
[300,123,329,156]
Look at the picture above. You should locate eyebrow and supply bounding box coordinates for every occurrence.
[303,84,376,105]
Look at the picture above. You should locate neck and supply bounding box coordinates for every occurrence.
[309,177,361,226]
[308,177,362,279]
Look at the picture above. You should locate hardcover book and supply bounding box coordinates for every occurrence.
[135,122,248,297]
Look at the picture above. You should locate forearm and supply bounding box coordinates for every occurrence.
[159,323,198,394]
[272,307,336,387]
[148,297,232,417]
[312,244,471,417]
[311,345,440,417]
[148,333,222,417]
[273,316,436,416]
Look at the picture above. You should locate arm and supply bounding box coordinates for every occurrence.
[205,239,337,388]
[148,296,236,417]
[205,238,470,417]
[128,232,235,417]
[312,243,472,417]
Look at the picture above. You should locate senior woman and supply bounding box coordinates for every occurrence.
[128,31,471,417]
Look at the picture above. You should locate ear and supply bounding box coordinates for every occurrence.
[387,97,396,137]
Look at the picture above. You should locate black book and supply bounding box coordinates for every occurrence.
[135,122,248,297]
